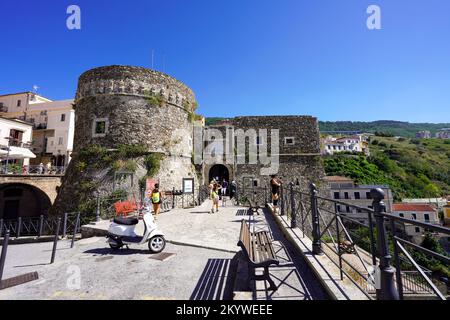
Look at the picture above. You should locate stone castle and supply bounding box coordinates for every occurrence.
[52,65,325,214]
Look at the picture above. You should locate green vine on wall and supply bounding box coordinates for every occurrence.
[144,90,164,107]
[77,144,149,170]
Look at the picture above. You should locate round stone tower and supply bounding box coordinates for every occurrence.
[52,65,200,215]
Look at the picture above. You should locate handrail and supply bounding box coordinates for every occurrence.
[240,182,449,300]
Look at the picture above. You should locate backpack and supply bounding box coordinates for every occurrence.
[151,191,160,203]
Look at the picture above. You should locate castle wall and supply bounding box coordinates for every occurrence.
[231,116,325,192]
[52,66,199,215]
[200,116,325,193]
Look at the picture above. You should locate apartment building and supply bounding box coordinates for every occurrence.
[321,134,370,156]
[0,117,35,168]
[392,203,440,244]
[324,176,393,223]
[0,92,74,166]
[416,131,431,139]
[435,128,450,139]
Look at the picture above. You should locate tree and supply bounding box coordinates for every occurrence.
[424,183,441,198]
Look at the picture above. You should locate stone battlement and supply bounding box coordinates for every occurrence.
[76,65,196,112]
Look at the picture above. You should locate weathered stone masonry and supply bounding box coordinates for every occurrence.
[52,65,199,214]
[231,116,325,192]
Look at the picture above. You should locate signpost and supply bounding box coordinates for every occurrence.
[182,178,194,194]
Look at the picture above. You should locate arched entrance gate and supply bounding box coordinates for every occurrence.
[208,164,230,183]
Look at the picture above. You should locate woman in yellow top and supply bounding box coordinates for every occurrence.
[151,183,163,220]
[210,183,219,214]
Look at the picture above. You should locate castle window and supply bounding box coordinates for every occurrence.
[92,117,109,137]
[61,114,65,122]
[256,136,263,145]
[284,137,295,145]
[17,100,22,107]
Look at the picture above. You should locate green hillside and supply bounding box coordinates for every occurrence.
[205,118,450,137]
[319,120,450,138]
[323,137,450,200]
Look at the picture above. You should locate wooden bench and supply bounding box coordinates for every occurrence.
[237,219,279,291]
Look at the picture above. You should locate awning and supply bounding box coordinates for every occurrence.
[0,146,36,159]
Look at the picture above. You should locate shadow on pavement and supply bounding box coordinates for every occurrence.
[250,209,330,300]
[190,255,238,300]
[83,247,151,256]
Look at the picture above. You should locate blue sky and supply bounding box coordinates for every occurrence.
[1,0,449,122]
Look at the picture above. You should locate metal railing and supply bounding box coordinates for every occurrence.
[0,212,88,239]
[238,182,450,300]
[93,185,212,221]
[0,165,66,175]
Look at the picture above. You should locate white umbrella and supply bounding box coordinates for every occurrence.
[4,146,36,159]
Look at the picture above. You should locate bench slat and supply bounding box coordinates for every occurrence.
[238,219,278,266]
[260,231,276,260]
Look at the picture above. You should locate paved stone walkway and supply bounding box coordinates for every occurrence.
[85,199,250,253]
[0,199,329,300]
[250,209,329,300]
[0,239,236,300]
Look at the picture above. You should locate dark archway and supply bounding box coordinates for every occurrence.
[0,183,52,219]
[208,165,230,184]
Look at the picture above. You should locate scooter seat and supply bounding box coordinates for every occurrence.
[113,217,139,225]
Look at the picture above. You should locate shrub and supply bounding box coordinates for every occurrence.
[145,92,164,107]
[144,153,163,177]
[122,159,137,172]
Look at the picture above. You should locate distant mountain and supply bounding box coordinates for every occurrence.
[319,120,450,137]
[205,118,450,137]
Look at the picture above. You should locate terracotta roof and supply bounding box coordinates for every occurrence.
[323,176,353,182]
[393,203,436,212]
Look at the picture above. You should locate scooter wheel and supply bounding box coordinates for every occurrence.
[109,239,122,250]
[148,236,166,253]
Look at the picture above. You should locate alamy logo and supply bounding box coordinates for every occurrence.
[367,264,381,289]
[367,5,382,30]
[66,265,81,290]
[66,5,81,30]
[193,126,280,175]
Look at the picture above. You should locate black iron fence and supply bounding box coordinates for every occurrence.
[0,212,87,239]
[237,182,450,300]
[93,185,212,220]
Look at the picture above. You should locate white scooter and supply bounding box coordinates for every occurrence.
[106,204,166,253]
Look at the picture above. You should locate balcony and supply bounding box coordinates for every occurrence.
[33,123,48,130]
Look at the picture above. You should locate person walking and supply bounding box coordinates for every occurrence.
[270,175,281,213]
[46,161,52,174]
[229,180,237,200]
[210,183,219,213]
[216,181,222,201]
[151,183,163,220]
[221,179,228,197]
[38,162,44,174]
